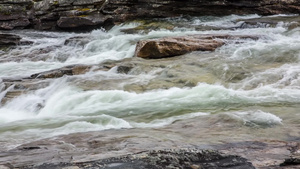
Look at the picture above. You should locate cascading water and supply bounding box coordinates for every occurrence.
[0,14,299,151]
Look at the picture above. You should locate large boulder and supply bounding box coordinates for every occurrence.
[135,34,260,59]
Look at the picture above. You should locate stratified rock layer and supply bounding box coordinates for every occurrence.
[2,0,300,30]
[103,0,300,21]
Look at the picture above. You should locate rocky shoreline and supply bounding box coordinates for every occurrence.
[1,0,300,31]
[0,123,299,168]
[1,1,300,169]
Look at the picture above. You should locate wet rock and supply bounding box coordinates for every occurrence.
[0,34,33,48]
[116,65,133,74]
[134,34,260,59]
[281,157,300,166]
[30,64,92,79]
[0,34,21,46]
[121,20,175,34]
[64,36,91,47]
[238,15,300,29]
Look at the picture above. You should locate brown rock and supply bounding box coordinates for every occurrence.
[30,65,92,79]
[134,34,260,59]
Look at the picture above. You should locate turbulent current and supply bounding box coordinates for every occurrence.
[0,14,300,151]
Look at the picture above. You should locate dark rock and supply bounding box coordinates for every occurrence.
[0,33,32,48]
[30,64,92,79]
[31,0,113,31]
[22,149,255,169]
[2,0,300,31]
[57,13,113,31]
[102,0,300,22]
[117,65,133,74]
[134,34,261,59]
[64,36,91,47]
[237,15,300,29]
[0,34,21,46]
[0,1,33,30]
[280,157,300,166]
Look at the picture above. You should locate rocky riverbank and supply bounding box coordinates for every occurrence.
[1,0,300,31]
[1,2,300,169]
[0,117,299,168]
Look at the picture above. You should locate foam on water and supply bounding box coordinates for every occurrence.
[228,110,282,127]
[1,81,299,124]
[191,14,261,28]
[131,112,210,128]
[1,14,300,149]
[1,14,294,78]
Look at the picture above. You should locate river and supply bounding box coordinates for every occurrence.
[0,14,299,152]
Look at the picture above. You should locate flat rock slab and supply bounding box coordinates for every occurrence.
[134,34,260,59]
[21,149,255,169]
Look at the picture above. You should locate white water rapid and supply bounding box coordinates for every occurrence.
[0,14,299,150]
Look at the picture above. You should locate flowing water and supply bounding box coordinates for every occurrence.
[0,14,300,151]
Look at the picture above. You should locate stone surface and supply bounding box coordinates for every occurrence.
[64,36,92,47]
[0,124,298,168]
[0,34,21,46]
[134,34,260,59]
[57,13,112,30]
[0,1,33,30]
[0,34,33,48]
[1,0,300,30]
[22,149,255,169]
[32,0,111,31]
[102,0,300,22]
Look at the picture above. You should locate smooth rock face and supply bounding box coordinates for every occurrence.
[134,34,260,59]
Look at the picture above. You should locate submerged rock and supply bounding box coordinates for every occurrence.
[135,34,260,59]
[64,36,92,47]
